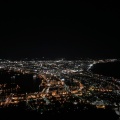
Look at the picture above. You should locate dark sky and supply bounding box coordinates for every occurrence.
[0,1,120,59]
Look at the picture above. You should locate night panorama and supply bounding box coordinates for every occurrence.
[0,1,120,120]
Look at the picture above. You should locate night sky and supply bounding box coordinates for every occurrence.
[0,1,120,60]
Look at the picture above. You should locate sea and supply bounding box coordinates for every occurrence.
[90,61,120,79]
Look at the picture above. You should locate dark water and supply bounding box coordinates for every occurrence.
[0,69,41,93]
[90,61,120,79]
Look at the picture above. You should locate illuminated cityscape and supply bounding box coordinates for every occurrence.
[0,58,120,119]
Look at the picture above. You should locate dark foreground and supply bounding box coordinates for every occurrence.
[0,106,119,120]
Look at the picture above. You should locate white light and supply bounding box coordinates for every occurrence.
[61,78,65,81]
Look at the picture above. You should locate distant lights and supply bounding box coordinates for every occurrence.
[73,101,78,105]
[61,78,65,81]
